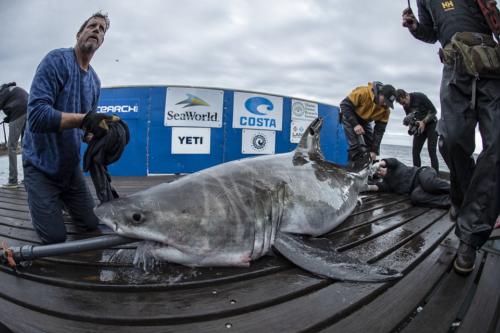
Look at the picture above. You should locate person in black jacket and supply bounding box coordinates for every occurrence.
[0,82,28,188]
[402,0,500,275]
[396,89,439,172]
[367,158,450,209]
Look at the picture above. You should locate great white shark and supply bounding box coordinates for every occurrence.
[95,118,401,282]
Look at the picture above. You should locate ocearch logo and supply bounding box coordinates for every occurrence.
[97,105,139,113]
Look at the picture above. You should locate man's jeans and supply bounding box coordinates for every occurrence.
[23,162,99,244]
[7,114,26,184]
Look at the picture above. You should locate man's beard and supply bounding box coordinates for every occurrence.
[79,40,99,54]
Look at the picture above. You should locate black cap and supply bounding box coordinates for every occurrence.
[380,84,397,109]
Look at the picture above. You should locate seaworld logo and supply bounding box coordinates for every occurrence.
[166,111,219,122]
[176,94,210,108]
[240,96,277,128]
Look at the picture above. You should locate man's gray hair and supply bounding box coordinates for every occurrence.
[77,11,110,35]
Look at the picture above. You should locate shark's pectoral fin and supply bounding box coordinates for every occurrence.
[273,232,402,282]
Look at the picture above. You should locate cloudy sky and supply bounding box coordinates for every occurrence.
[1,0,480,150]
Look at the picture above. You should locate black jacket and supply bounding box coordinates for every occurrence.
[0,85,28,123]
[412,0,491,46]
[403,92,437,124]
[377,158,420,195]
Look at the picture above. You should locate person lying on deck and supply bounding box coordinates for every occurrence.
[365,158,450,209]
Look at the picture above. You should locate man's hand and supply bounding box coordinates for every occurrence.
[402,8,417,30]
[360,183,379,192]
[81,113,120,140]
[416,120,426,134]
[354,124,365,135]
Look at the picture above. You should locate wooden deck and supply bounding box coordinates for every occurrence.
[0,176,498,333]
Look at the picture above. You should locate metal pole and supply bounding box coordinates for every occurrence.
[1,121,6,145]
[1,234,137,266]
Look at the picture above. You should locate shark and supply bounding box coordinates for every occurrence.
[95,118,401,282]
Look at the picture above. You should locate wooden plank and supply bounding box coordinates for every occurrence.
[320,235,458,332]
[1,250,289,287]
[0,207,31,220]
[0,266,323,323]
[400,252,485,333]
[0,194,30,206]
[168,239,457,333]
[338,208,437,249]
[352,196,409,215]
[0,175,488,333]
[0,296,165,333]
[339,209,447,262]
[328,201,420,236]
[458,252,500,333]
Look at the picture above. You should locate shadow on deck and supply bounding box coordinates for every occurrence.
[0,176,498,333]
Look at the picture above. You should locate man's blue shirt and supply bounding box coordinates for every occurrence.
[23,48,100,179]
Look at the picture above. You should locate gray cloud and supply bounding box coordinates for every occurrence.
[1,0,449,148]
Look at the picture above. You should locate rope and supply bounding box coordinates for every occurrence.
[1,241,16,269]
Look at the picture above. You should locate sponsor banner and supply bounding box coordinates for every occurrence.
[290,119,315,143]
[97,99,140,119]
[171,127,211,154]
[242,129,275,155]
[233,92,283,131]
[165,87,223,128]
[291,99,318,122]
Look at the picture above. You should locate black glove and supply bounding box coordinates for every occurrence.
[81,113,120,140]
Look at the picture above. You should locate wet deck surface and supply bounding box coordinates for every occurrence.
[0,176,498,333]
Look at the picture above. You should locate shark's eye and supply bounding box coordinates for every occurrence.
[131,213,143,224]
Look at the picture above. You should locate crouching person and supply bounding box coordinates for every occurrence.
[23,12,113,244]
[367,158,450,209]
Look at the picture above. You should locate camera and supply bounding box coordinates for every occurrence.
[403,111,419,136]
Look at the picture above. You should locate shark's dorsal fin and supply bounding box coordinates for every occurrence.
[293,117,325,164]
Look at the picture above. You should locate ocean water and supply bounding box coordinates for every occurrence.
[379,144,449,172]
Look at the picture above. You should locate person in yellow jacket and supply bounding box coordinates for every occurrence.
[340,81,397,163]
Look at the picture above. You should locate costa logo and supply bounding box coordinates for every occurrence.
[245,97,274,116]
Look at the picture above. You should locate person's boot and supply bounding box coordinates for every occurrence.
[453,241,476,275]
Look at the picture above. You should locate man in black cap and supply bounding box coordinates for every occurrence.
[0,82,28,188]
[340,81,397,163]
